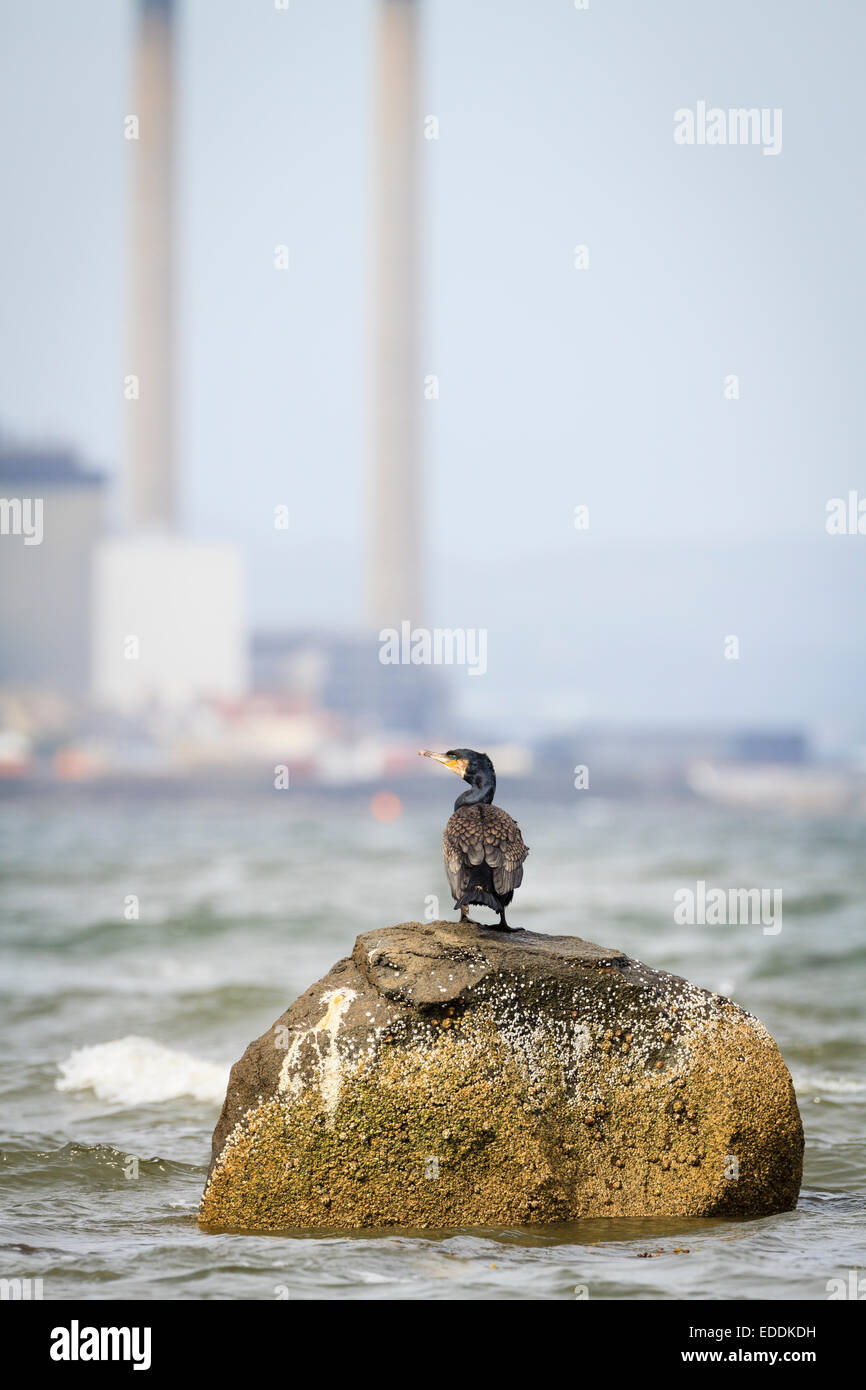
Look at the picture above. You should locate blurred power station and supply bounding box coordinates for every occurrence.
[0,0,443,739]
[92,0,246,713]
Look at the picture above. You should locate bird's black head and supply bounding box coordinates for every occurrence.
[418,747,496,807]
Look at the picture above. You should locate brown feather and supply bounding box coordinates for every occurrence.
[442,803,529,907]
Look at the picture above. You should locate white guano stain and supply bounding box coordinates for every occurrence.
[279,988,357,1112]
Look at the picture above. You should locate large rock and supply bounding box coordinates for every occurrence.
[199,921,803,1230]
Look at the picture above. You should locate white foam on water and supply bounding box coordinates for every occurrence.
[56,1035,229,1106]
[792,1070,866,1098]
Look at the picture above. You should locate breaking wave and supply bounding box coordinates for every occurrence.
[56,1036,228,1107]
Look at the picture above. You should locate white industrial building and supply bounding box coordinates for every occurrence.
[91,535,245,710]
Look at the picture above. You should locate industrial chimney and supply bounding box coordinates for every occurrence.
[366,0,424,632]
[127,0,176,529]
[93,0,247,711]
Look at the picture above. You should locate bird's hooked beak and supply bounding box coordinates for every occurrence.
[418,750,468,777]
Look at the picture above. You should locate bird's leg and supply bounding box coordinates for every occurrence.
[459,905,481,927]
[495,911,520,933]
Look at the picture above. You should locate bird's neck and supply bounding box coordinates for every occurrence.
[455,775,495,809]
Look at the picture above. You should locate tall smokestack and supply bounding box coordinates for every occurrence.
[95,0,247,713]
[366,0,424,631]
[127,0,176,530]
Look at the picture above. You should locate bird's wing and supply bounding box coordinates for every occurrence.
[443,805,529,901]
[443,807,481,899]
[480,805,529,897]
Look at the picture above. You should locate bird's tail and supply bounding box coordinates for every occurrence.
[455,869,501,914]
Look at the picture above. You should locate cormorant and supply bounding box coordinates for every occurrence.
[418,748,529,931]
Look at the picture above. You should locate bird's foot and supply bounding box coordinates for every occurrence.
[458,910,520,932]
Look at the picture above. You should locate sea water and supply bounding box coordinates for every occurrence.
[1,793,863,1300]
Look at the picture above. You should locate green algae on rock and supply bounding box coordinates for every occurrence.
[199,921,803,1231]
